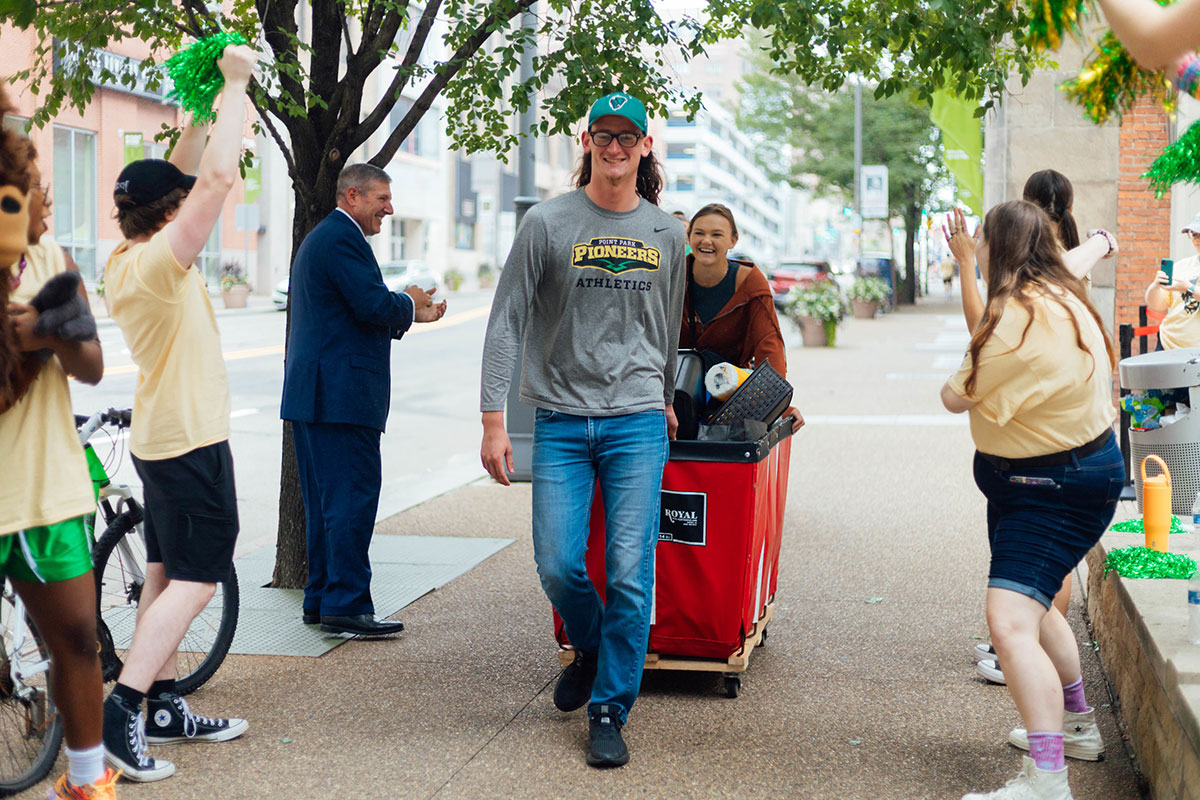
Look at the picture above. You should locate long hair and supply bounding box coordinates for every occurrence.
[963,200,1115,397]
[0,82,33,411]
[1022,169,1080,250]
[572,148,665,206]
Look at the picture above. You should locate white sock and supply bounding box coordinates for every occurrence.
[66,743,105,786]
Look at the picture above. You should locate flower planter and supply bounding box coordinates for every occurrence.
[222,284,250,308]
[851,298,880,319]
[797,315,830,347]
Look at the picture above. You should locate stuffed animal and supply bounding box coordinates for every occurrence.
[30,270,97,342]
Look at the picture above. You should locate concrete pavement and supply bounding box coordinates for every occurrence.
[25,293,1145,799]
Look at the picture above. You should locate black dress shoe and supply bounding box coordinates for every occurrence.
[302,611,319,625]
[319,614,405,636]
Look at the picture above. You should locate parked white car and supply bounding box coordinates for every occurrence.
[272,260,438,311]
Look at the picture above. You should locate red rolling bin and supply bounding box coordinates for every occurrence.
[554,416,794,697]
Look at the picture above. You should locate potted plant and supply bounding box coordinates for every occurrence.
[848,276,889,319]
[787,279,847,347]
[477,263,496,289]
[443,267,464,292]
[219,261,251,308]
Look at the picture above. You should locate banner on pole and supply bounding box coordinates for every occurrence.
[123,132,143,166]
[243,157,262,204]
[931,90,984,217]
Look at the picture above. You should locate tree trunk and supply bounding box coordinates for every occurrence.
[269,187,339,589]
[897,206,920,306]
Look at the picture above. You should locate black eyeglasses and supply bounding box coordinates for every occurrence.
[589,129,644,148]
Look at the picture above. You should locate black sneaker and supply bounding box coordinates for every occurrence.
[553,650,598,712]
[587,705,629,768]
[145,693,250,744]
[102,693,176,782]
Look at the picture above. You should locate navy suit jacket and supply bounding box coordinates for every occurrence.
[280,210,415,432]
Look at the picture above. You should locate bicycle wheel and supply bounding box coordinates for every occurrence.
[92,515,239,695]
[0,584,63,795]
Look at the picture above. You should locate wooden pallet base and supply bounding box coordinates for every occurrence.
[557,603,774,674]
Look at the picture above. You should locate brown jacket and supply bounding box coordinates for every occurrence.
[678,257,788,377]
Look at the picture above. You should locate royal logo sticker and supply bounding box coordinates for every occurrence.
[609,95,629,110]
[571,237,661,274]
[659,490,706,546]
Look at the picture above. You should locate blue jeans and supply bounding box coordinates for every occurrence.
[531,408,669,723]
[972,431,1125,609]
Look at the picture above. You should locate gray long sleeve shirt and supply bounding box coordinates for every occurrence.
[480,188,687,416]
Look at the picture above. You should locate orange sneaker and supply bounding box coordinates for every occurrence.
[49,768,121,799]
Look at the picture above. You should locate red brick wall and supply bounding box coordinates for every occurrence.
[1116,95,1173,333]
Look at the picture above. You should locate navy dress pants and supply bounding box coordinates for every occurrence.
[292,420,382,617]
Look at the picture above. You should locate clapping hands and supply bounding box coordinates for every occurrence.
[405,284,447,323]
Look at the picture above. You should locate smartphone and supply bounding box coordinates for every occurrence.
[1161,258,1175,286]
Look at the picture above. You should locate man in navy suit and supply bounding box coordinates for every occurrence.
[281,163,446,636]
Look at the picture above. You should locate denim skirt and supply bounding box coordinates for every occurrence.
[972,431,1125,609]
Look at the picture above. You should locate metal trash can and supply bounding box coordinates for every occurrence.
[1119,347,1200,514]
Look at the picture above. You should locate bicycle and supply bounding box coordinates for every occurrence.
[79,408,240,696]
[0,582,61,794]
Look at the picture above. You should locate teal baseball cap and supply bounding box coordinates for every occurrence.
[588,92,648,133]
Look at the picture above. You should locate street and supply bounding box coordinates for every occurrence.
[73,289,498,558]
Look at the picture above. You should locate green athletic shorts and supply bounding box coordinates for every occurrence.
[0,516,93,583]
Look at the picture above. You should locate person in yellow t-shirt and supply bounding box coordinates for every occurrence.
[99,45,257,784]
[0,114,114,797]
[942,201,1123,800]
[1144,213,1200,349]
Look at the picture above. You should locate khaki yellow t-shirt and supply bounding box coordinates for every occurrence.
[947,288,1117,459]
[0,239,96,536]
[1157,254,1200,349]
[105,227,230,460]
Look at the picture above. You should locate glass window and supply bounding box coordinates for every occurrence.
[674,176,694,191]
[196,218,222,285]
[666,143,695,159]
[2,115,29,134]
[667,113,694,127]
[455,222,475,250]
[391,219,408,260]
[52,126,98,280]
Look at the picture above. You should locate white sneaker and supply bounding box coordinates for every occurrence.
[962,756,1074,800]
[975,642,997,662]
[977,658,1007,685]
[1009,709,1104,761]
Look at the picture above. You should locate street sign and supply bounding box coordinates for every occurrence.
[235,204,259,232]
[862,165,888,219]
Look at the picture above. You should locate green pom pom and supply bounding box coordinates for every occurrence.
[1103,545,1196,579]
[1143,119,1200,198]
[1025,0,1091,51]
[165,32,249,123]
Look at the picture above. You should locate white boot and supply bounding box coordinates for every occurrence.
[962,756,1074,800]
[1009,709,1104,761]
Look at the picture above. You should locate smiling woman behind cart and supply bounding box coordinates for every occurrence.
[941,200,1123,800]
[678,203,803,432]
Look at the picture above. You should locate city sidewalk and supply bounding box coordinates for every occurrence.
[28,293,1145,799]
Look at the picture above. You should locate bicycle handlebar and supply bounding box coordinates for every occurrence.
[75,408,133,430]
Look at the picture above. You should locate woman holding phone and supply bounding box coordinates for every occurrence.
[943,200,1123,800]
[1145,213,1200,349]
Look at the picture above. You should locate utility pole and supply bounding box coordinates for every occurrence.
[853,81,863,273]
[507,2,538,481]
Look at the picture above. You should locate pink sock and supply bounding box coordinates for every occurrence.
[1026,732,1065,771]
[1062,676,1089,713]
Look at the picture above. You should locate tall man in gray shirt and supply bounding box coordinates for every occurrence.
[480,92,686,769]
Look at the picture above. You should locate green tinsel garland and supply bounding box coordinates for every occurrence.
[1103,546,1196,579]
[1061,31,1175,125]
[1109,515,1189,534]
[1144,119,1200,198]
[1025,0,1091,51]
[164,32,249,123]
